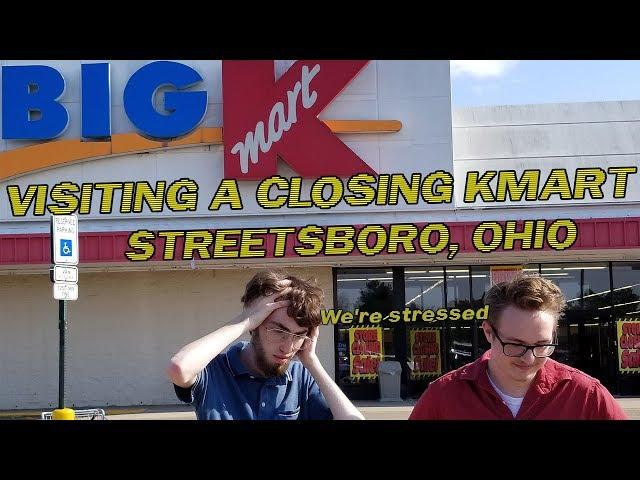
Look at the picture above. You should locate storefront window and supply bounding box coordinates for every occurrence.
[471,266,492,356]
[334,269,395,397]
[581,264,612,311]
[539,263,613,387]
[538,263,580,366]
[471,266,492,307]
[611,263,640,318]
[334,262,632,399]
[539,263,581,310]
[405,267,445,396]
[446,267,473,370]
[404,267,445,311]
[611,262,640,395]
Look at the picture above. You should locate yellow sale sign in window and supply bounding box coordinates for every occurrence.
[617,319,640,374]
[349,327,384,380]
[409,328,442,379]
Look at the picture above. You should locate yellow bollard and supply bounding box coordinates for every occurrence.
[52,408,75,420]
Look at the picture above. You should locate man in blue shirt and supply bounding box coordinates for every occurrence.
[167,270,364,420]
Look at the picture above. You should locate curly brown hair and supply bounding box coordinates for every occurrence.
[241,269,324,329]
[484,275,566,327]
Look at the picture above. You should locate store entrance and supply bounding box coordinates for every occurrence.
[557,309,616,392]
[334,263,640,400]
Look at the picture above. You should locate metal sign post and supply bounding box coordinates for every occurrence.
[49,215,79,420]
[58,299,67,411]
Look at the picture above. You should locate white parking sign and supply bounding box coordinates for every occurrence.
[52,266,78,283]
[53,283,78,301]
[51,215,79,265]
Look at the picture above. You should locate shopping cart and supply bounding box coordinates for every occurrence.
[41,408,107,420]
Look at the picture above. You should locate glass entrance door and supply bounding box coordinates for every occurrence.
[558,309,615,391]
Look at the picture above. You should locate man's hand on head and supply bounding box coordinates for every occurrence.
[237,280,292,332]
[297,326,319,366]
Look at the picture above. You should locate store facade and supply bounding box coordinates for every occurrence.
[1,60,640,409]
[333,262,640,399]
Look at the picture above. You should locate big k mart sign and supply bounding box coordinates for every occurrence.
[0,60,401,183]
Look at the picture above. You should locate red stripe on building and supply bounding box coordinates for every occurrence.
[1,217,639,265]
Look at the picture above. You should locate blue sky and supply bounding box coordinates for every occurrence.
[451,61,640,107]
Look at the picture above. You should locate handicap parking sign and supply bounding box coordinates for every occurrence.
[51,215,79,266]
[60,239,73,257]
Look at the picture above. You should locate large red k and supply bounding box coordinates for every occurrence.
[222,60,376,179]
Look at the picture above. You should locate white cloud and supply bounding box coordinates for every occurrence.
[471,85,485,96]
[470,83,501,98]
[451,60,519,79]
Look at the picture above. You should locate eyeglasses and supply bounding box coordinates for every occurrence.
[265,327,310,347]
[491,328,557,358]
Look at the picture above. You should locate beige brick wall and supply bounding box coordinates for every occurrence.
[0,266,334,410]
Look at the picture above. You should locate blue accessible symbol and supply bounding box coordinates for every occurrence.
[60,239,73,257]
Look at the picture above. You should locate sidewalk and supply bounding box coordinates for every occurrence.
[103,400,419,420]
[105,398,640,420]
[3,397,639,420]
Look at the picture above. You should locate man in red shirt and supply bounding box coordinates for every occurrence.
[409,275,627,420]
